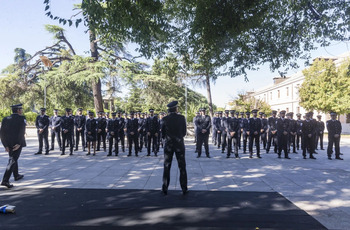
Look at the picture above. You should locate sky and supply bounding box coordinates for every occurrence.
[1,0,350,108]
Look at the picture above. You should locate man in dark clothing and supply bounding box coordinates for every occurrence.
[276,110,290,159]
[85,111,97,156]
[107,112,119,156]
[35,108,50,155]
[117,111,125,152]
[1,104,26,188]
[227,110,240,158]
[195,108,211,158]
[260,112,268,150]
[288,112,297,154]
[221,110,230,153]
[316,115,325,150]
[97,111,107,151]
[145,109,159,156]
[266,110,278,154]
[247,109,262,158]
[242,112,250,153]
[61,108,74,156]
[74,108,86,151]
[296,113,303,150]
[302,113,316,159]
[137,112,146,152]
[126,112,139,156]
[193,112,200,144]
[327,112,343,160]
[161,101,188,195]
[50,109,62,151]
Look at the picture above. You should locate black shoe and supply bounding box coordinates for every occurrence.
[293,151,297,153]
[49,148,54,151]
[303,156,306,159]
[35,152,42,155]
[321,148,325,150]
[235,154,240,159]
[70,152,73,155]
[60,153,65,156]
[206,155,211,158]
[107,153,112,156]
[93,153,96,156]
[1,181,13,188]
[182,189,189,195]
[45,152,49,155]
[328,157,332,160]
[162,189,168,195]
[127,154,131,157]
[257,155,262,158]
[310,156,316,159]
[278,155,281,158]
[86,152,91,155]
[147,154,151,156]
[221,150,224,153]
[336,157,344,160]
[285,156,291,159]
[249,155,253,158]
[115,154,118,156]
[74,148,78,151]
[83,148,86,152]
[196,155,200,158]
[226,155,230,158]
[136,154,139,157]
[14,174,24,181]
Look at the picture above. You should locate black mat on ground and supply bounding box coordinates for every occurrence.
[0,188,325,230]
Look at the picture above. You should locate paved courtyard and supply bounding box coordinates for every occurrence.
[1,128,350,229]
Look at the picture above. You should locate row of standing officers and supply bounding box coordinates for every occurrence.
[194,109,343,160]
[35,108,167,157]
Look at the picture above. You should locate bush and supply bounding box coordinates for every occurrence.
[24,111,38,124]
[0,109,11,122]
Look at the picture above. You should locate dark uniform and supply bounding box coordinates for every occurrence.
[238,112,245,149]
[227,110,240,158]
[212,112,222,147]
[158,113,165,150]
[74,109,86,151]
[61,108,75,155]
[193,112,200,144]
[316,115,325,150]
[50,109,62,151]
[287,112,297,153]
[162,101,188,195]
[221,111,229,153]
[242,112,250,153]
[117,112,126,152]
[97,112,107,151]
[276,111,290,159]
[137,113,146,152]
[85,112,97,155]
[302,113,316,159]
[266,111,278,153]
[35,108,50,155]
[327,112,343,160]
[195,108,211,158]
[248,110,262,158]
[1,104,26,188]
[126,113,139,156]
[296,114,303,150]
[107,113,119,156]
[260,112,268,150]
[145,109,159,156]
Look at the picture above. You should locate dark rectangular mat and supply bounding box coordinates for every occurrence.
[0,188,326,230]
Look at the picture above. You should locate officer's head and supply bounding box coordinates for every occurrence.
[11,104,23,114]
[98,111,104,117]
[239,112,244,118]
[88,111,94,119]
[149,109,155,116]
[130,112,135,118]
[305,113,311,120]
[215,112,219,117]
[77,108,83,115]
[296,113,301,119]
[167,101,178,113]
[317,115,322,120]
[245,111,250,118]
[40,108,46,115]
[224,110,229,117]
[53,109,58,115]
[111,112,116,118]
[200,108,206,115]
[330,112,337,120]
[65,108,71,115]
[251,109,258,117]
[272,110,277,117]
[259,111,264,118]
[230,110,235,117]
[280,110,286,118]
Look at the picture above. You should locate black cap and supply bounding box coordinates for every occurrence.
[130,112,135,115]
[251,109,258,113]
[245,111,250,115]
[235,111,239,115]
[224,110,229,114]
[230,110,235,114]
[296,113,301,117]
[11,104,23,109]
[240,112,244,115]
[272,110,277,114]
[40,108,46,111]
[317,115,321,118]
[65,108,71,112]
[149,109,154,112]
[280,110,286,114]
[77,108,83,111]
[111,112,117,116]
[330,112,337,116]
[305,112,311,117]
[259,112,264,115]
[88,111,94,115]
[167,101,178,109]
[98,111,104,114]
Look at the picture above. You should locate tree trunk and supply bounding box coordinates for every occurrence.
[205,73,214,117]
[89,29,104,112]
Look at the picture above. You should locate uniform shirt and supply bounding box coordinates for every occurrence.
[50,115,61,130]
[326,119,342,136]
[261,118,268,132]
[107,118,119,135]
[228,117,240,136]
[213,116,222,131]
[97,117,107,131]
[248,117,262,133]
[296,119,303,134]
[162,112,187,142]
[302,119,315,136]
[145,116,159,134]
[317,120,325,133]
[0,113,26,148]
[288,118,297,133]
[276,117,290,135]
[126,118,139,135]
[74,115,86,129]
[36,114,50,130]
[85,118,97,134]
[117,116,125,133]
[268,116,277,131]
[195,115,211,134]
[221,116,229,134]
[61,115,74,133]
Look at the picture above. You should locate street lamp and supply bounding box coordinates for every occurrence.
[39,56,53,108]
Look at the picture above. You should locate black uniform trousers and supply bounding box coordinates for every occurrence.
[296,133,302,150]
[249,133,260,156]
[302,135,315,157]
[221,132,227,152]
[243,132,249,153]
[278,134,289,157]
[162,140,187,192]
[147,133,158,155]
[51,128,61,150]
[119,131,125,152]
[108,134,118,155]
[62,131,74,154]
[289,134,296,153]
[2,147,22,183]
[75,128,85,150]
[327,136,340,157]
[37,130,49,153]
[128,133,138,155]
[216,131,222,147]
[197,132,209,157]
[97,131,107,151]
[227,135,238,157]
[266,131,278,153]
[261,132,267,149]
[316,132,324,149]
[138,132,145,151]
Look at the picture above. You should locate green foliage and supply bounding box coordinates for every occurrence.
[228,94,271,114]
[300,58,350,114]
[24,111,38,124]
[0,109,11,122]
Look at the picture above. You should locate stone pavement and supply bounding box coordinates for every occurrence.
[1,127,350,229]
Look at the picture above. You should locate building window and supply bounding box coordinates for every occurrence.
[286,87,289,96]
[346,114,350,123]
[278,90,280,98]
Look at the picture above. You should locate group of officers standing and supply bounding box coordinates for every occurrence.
[194,108,343,160]
[35,108,168,157]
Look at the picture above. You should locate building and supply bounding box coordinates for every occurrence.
[248,52,350,133]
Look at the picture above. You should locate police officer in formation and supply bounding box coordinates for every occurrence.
[212,112,222,148]
[50,109,61,151]
[145,109,159,156]
[61,108,75,155]
[220,110,230,153]
[276,110,290,159]
[287,112,297,154]
[97,111,107,152]
[125,112,139,157]
[260,112,268,150]
[316,115,325,150]
[137,112,146,152]
[74,108,86,151]
[107,112,119,156]
[301,112,316,159]
[327,112,343,160]
[266,110,278,154]
[117,111,126,153]
[35,108,50,155]
[195,108,211,158]
[296,113,303,150]
[85,111,97,156]
[226,110,240,158]
[242,111,250,154]
[247,109,262,158]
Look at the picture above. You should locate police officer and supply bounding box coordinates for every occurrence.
[137,112,146,152]
[288,112,297,153]
[35,108,50,155]
[74,108,86,151]
[50,109,62,151]
[238,112,245,149]
[158,112,166,150]
[276,110,290,159]
[61,108,75,155]
[221,110,230,153]
[107,112,119,156]
[145,109,159,156]
[212,112,218,145]
[327,112,343,160]
[161,101,188,195]
[266,110,278,154]
[260,112,268,150]
[195,108,211,158]
[213,112,223,148]
[126,112,139,157]
[1,104,26,188]
[193,112,200,144]
[302,112,316,159]
[296,113,303,150]
[247,109,262,158]
[227,110,240,158]
[117,111,126,152]
[242,111,250,154]
[85,111,97,156]
[316,115,325,150]
[97,111,107,152]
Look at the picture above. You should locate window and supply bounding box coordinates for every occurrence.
[278,90,280,98]
[286,87,289,96]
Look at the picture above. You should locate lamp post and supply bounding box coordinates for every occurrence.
[39,56,53,108]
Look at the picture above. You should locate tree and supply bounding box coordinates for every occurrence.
[228,93,271,114]
[300,58,350,114]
